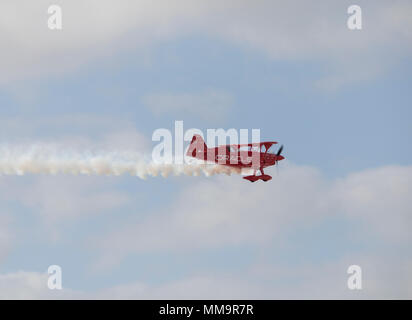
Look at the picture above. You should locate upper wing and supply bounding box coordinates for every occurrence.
[232,141,278,150]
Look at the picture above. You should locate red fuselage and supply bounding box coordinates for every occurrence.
[191,147,284,170]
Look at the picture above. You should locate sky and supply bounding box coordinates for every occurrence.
[0,0,411,299]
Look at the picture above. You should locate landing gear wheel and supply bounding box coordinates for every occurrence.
[243,175,259,182]
[260,174,272,182]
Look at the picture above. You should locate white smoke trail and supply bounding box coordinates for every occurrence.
[0,143,244,179]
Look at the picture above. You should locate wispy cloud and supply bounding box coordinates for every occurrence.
[0,164,410,299]
[2,253,411,299]
[95,163,412,263]
[1,1,411,88]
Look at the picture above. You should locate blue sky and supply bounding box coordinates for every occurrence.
[0,0,411,298]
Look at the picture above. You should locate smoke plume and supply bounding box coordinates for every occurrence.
[0,143,243,179]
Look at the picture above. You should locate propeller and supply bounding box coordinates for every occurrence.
[274,145,284,177]
[276,145,283,157]
[275,145,284,174]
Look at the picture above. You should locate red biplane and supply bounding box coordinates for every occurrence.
[186,134,284,182]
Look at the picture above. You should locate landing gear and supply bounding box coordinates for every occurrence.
[243,168,272,182]
[260,174,272,182]
[243,175,259,182]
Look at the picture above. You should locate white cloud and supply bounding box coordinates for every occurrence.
[3,252,410,299]
[142,89,235,121]
[0,272,49,299]
[20,177,131,222]
[95,276,268,299]
[0,155,409,298]
[95,163,412,265]
[335,165,412,243]
[1,1,412,87]
[0,175,133,244]
[0,0,210,84]
[0,271,80,299]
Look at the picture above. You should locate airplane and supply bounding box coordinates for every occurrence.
[186,134,285,182]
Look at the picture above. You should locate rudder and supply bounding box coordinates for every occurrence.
[186,134,208,158]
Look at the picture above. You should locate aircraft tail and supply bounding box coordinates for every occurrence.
[187,134,208,158]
